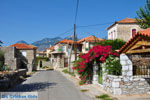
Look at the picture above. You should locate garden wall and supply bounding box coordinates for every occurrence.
[0,69,26,91]
[102,54,150,95]
[103,75,150,95]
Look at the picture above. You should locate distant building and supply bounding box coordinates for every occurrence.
[11,43,37,73]
[78,35,104,53]
[46,39,76,69]
[107,18,142,41]
[0,46,27,70]
[37,50,47,57]
[46,46,54,57]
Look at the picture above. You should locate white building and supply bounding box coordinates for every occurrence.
[107,18,142,41]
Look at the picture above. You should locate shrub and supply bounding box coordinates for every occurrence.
[0,50,4,71]
[36,56,49,66]
[62,69,69,74]
[42,66,49,69]
[80,89,89,92]
[95,94,114,100]
[99,74,103,84]
[62,69,76,77]
[95,39,126,50]
[79,80,85,85]
[105,55,122,75]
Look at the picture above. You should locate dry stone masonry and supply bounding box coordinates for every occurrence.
[102,54,150,95]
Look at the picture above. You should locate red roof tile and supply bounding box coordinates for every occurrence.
[59,39,76,44]
[47,46,55,51]
[118,18,137,23]
[107,18,137,30]
[119,28,150,53]
[29,44,38,49]
[78,35,104,43]
[11,43,35,50]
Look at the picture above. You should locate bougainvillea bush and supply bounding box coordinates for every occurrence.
[73,45,120,84]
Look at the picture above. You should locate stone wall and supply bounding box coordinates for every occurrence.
[41,61,52,67]
[0,47,22,70]
[0,69,26,91]
[19,49,37,73]
[102,54,150,95]
[103,75,150,95]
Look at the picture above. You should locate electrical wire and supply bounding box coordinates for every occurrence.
[55,27,74,38]
[77,22,114,28]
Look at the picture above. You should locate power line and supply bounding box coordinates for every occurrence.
[54,21,113,39]
[77,22,114,28]
[55,27,74,37]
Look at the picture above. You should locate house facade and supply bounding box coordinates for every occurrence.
[0,46,27,70]
[78,35,104,53]
[37,50,47,57]
[11,43,37,73]
[107,18,142,41]
[47,39,75,69]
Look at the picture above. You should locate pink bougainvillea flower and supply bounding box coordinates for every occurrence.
[100,56,106,62]
[73,45,120,84]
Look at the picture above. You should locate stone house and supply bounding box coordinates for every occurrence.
[11,43,37,73]
[0,46,27,70]
[95,28,150,95]
[78,35,104,53]
[107,18,142,41]
[46,46,54,57]
[37,50,47,57]
[47,39,76,69]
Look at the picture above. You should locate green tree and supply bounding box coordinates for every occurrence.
[0,50,4,70]
[94,39,126,50]
[136,0,150,29]
[0,41,3,46]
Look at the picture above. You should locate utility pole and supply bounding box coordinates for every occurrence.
[68,24,77,73]
[68,0,79,73]
[73,24,77,61]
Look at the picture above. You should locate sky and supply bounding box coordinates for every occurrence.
[0,0,146,46]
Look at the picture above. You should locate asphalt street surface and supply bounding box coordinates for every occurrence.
[10,70,94,100]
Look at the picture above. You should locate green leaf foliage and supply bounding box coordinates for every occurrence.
[105,55,122,76]
[94,39,126,50]
[136,0,150,29]
[0,40,3,46]
[36,56,49,66]
[0,50,4,70]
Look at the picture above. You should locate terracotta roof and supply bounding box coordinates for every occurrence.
[11,43,35,50]
[119,28,150,53]
[107,18,137,30]
[78,35,104,43]
[37,50,46,54]
[59,39,76,44]
[29,44,38,49]
[118,18,137,23]
[47,46,55,51]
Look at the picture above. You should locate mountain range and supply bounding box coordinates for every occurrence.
[16,37,65,51]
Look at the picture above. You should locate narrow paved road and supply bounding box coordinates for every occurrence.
[11,70,94,100]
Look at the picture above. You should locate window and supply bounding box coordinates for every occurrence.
[114,30,116,39]
[132,29,136,37]
[86,42,89,48]
[22,51,27,57]
[111,32,113,40]
[62,46,65,51]
[68,48,71,54]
